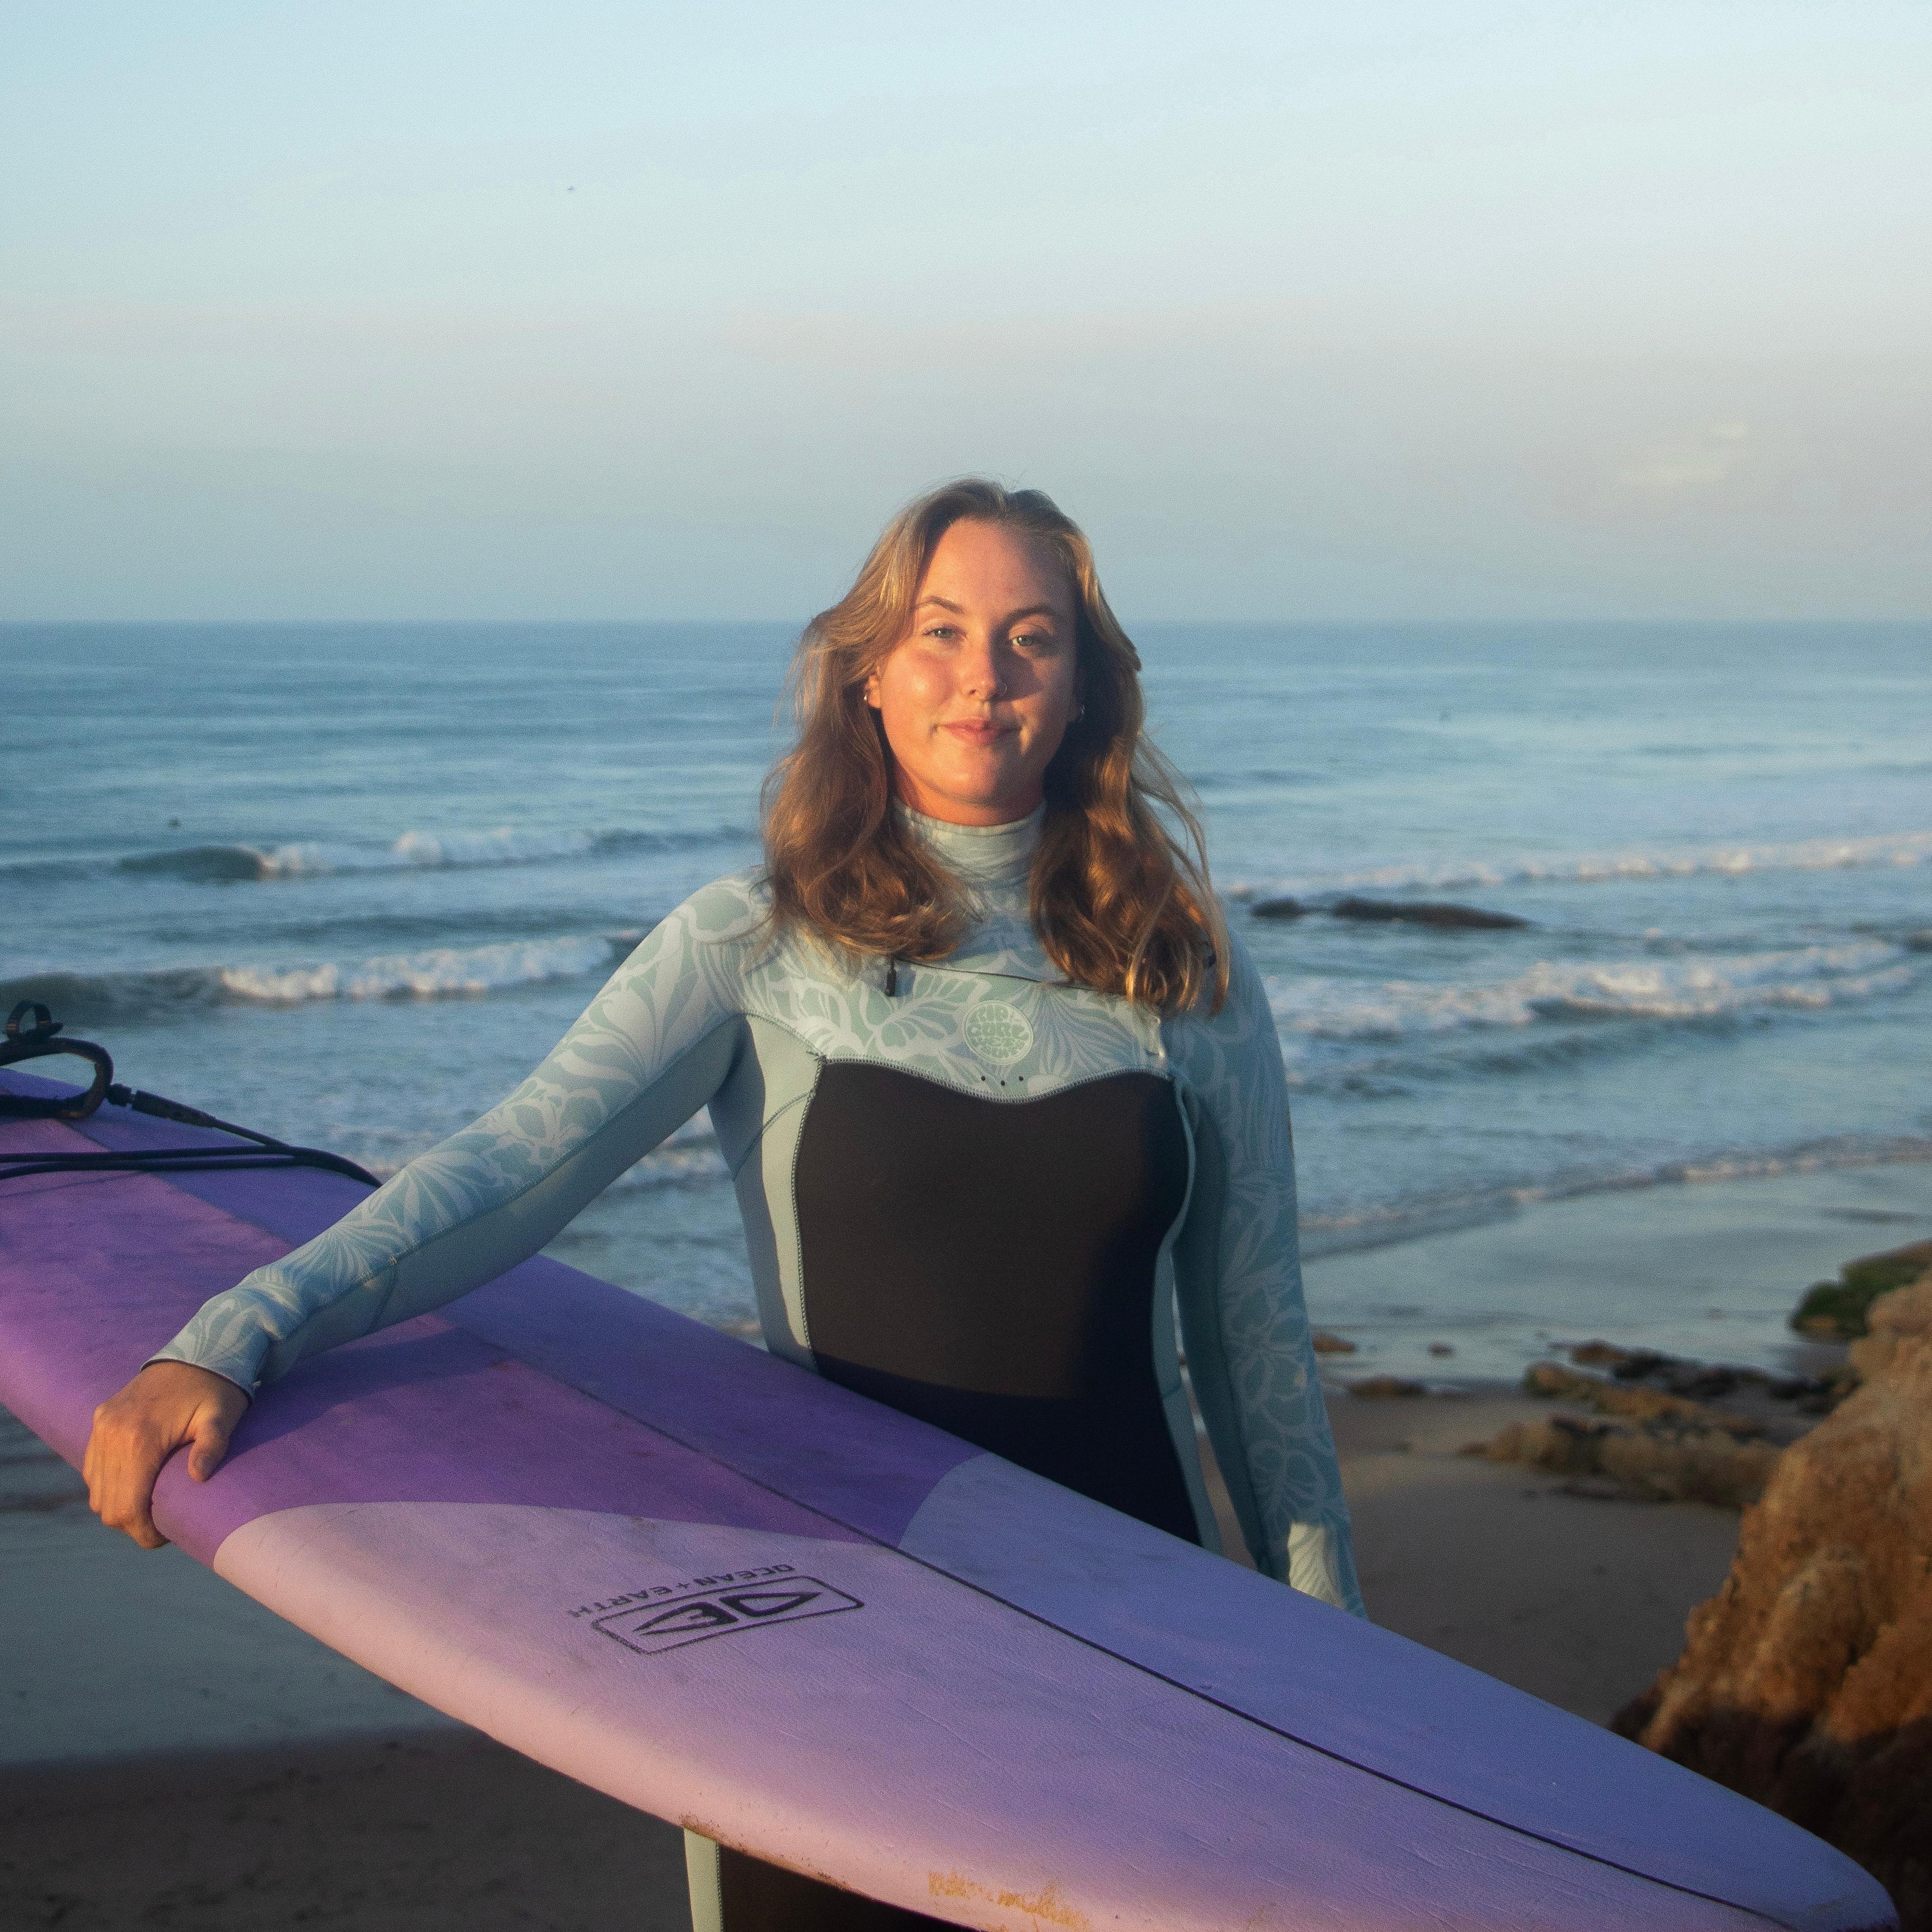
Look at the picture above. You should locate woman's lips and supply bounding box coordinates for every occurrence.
[939,718,1014,744]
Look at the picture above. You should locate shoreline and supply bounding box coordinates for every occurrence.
[1301,1158,1929,1388]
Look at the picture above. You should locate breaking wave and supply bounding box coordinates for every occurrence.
[219,935,627,1003]
[0,823,746,886]
[1265,941,1917,1048]
[0,934,637,1022]
[1228,828,1932,903]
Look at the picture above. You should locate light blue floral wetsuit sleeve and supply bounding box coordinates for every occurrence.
[153,874,767,1391]
[1167,931,1364,1613]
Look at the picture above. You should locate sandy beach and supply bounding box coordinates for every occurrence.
[7,1163,1923,1930]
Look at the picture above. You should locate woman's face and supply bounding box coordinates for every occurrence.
[865,519,1082,826]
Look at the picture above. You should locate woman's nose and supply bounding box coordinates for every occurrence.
[959,640,1004,701]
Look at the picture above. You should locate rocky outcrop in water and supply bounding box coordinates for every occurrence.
[1328,896,1529,929]
[1791,1238,1932,1340]
[1245,894,1529,928]
[1615,1269,1932,1930]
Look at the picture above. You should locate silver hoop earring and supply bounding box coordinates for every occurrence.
[1071,705,1085,722]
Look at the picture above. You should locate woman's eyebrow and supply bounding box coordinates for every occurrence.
[911,595,1065,623]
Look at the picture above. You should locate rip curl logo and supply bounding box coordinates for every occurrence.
[964,1000,1033,1066]
[592,1578,863,1657]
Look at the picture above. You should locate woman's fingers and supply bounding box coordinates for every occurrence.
[85,1391,174,1546]
[84,1362,249,1549]
[84,1402,171,1547]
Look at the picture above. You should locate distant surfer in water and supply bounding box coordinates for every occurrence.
[86,479,1361,1929]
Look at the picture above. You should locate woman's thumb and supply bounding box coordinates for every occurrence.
[185,1406,236,1483]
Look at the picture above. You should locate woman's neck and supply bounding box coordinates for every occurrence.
[899,802,1042,891]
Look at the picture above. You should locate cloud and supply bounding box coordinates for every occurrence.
[1616,420,1755,499]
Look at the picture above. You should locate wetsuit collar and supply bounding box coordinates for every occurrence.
[899,803,1042,891]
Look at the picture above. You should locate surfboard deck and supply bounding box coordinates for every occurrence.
[0,1069,1894,1931]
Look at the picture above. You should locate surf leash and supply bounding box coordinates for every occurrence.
[0,1002,380,1188]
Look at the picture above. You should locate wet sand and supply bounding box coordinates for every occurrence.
[1,1733,691,1932]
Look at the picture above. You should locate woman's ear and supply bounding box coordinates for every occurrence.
[862,671,881,710]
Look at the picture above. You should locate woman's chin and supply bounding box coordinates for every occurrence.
[900,767,1043,823]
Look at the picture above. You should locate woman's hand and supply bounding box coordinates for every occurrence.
[83,1361,250,1549]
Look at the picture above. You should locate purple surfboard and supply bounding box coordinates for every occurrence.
[0,1070,1895,1931]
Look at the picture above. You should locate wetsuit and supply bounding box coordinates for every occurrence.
[155,805,1363,1930]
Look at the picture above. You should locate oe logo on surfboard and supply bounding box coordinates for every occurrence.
[594,1578,864,1656]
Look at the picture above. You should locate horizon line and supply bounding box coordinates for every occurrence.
[6,613,1930,630]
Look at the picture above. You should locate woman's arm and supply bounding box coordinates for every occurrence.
[1168,930,1365,1614]
[85,875,767,1544]
[151,874,766,1390]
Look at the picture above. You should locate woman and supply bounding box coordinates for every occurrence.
[86,479,1362,1930]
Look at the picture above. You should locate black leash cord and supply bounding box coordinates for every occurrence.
[0,1147,379,1186]
[0,1002,381,1189]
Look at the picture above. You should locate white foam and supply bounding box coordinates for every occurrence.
[1229,828,1932,902]
[1265,941,1915,1046]
[220,935,619,1004]
[250,827,604,878]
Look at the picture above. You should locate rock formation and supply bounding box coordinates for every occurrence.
[1521,1359,1769,1436]
[1616,1270,1932,1929]
[1244,894,1530,928]
[1791,1237,1932,1339]
[1327,895,1529,929]
[1464,1413,1780,1509]
[1849,1275,1932,1381]
[1345,1375,1428,1399]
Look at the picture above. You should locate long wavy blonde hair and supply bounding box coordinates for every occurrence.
[762,479,1227,1015]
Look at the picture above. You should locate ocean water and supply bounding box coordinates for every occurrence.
[4,621,1928,1369]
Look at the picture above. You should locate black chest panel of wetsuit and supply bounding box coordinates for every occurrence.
[792,1062,1196,1542]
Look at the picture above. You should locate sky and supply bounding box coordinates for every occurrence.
[3,1,1928,622]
